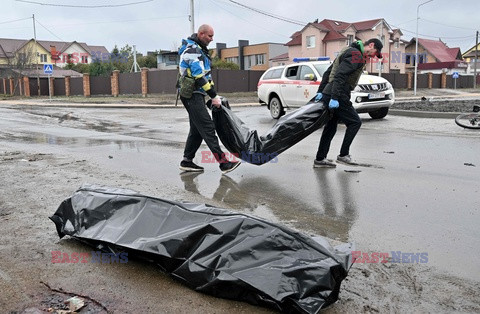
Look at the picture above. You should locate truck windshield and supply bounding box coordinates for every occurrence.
[313,63,330,77]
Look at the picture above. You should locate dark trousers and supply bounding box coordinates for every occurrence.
[181,93,224,162]
[316,95,362,160]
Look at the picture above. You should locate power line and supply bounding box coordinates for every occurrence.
[15,0,153,8]
[0,17,31,25]
[35,18,66,42]
[421,18,477,31]
[34,18,70,54]
[208,0,291,39]
[390,24,475,40]
[224,0,306,26]
[45,15,188,28]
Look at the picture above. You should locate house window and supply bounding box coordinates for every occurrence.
[306,35,315,48]
[255,54,265,65]
[419,54,425,64]
[394,41,399,48]
[225,57,239,64]
[18,53,27,63]
[347,35,354,46]
[406,55,411,65]
[40,54,47,62]
[81,55,88,63]
[244,55,255,69]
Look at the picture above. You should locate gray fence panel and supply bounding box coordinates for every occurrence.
[119,72,141,94]
[249,71,264,91]
[418,74,428,88]
[446,76,453,88]
[54,78,66,96]
[213,69,249,93]
[70,77,83,96]
[90,76,111,95]
[432,74,441,88]
[148,70,177,94]
[458,75,472,88]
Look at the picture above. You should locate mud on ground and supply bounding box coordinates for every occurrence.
[1,147,479,313]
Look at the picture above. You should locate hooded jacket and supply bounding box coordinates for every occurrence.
[178,34,217,98]
[318,41,366,103]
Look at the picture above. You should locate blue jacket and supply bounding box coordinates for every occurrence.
[178,34,217,98]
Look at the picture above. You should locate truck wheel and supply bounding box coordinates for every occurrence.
[368,107,389,119]
[269,97,285,119]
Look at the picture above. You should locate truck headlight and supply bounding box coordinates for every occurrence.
[386,82,393,90]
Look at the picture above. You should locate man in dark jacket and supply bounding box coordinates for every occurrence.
[178,24,240,174]
[313,38,383,168]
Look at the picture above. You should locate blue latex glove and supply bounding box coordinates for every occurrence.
[314,92,323,102]
[329,99,339,109]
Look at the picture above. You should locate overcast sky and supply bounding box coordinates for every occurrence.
[2,0,479,55]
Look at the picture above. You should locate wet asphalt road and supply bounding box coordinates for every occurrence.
[0,103,479,282]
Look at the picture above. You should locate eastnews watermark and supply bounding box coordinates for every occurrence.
[51,251,128,264]
[201,151,279,164]
[352,51,428,64]
[51,51,129,64]
[352,251,429,264]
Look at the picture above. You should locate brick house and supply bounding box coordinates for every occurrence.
[214,40,288,71]
[405,38,466,74]
[285,18,407,74]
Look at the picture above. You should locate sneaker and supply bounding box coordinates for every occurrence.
[313,158,336,168]
[179,160,204,172]
[336,155,358,165]
[219,161,241,174]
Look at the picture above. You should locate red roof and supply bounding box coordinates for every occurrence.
[318,19,351,32]
[352,19,382,31]
[285,33,302,46]
[322,31,347,42]
[418,38,461,62]
[270,52,288,61]
[418,60,468,70]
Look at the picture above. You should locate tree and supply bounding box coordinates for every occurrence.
[111,44,133,73]
[211,57,240,70]
[138,55,157,69]
[89,60,114,77]
[3,46,36,95]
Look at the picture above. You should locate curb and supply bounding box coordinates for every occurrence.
[389,109,459,119]
[0,101,260,109]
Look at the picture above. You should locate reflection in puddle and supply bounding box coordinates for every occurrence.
[179,170,359,242]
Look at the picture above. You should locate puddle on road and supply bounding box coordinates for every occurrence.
[0,131,183,150]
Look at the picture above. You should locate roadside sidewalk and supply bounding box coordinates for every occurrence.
[0,98,260,109]
[395,88,480,101]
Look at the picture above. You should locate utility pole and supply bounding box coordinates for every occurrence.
[130,45,140,73]
[32,14,40,96]
[474,30,478,89]
[189,0,195,34]
[414,0,434,96]
[379,19,383,77]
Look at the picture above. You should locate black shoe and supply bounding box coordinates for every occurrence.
[179,160,204,172]
[219,161,241,174]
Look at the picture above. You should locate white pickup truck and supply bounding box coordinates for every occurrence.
[257,59,395,119]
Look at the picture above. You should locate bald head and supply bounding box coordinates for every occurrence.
[197,24,214,47]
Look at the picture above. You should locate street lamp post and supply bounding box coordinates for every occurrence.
[414,0,433,96]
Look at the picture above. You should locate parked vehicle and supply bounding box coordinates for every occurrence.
[257,58,395,119]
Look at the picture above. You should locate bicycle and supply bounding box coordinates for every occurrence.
[455,105,480,129]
